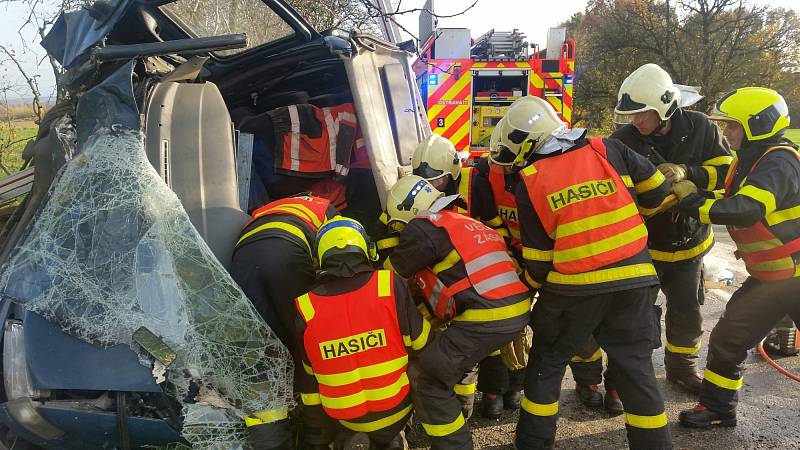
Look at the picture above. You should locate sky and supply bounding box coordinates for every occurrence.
[1,0,799,101]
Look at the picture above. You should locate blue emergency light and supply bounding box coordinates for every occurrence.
[429,74,438,85]
[564,75,574,85]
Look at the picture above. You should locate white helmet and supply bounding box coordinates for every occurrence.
[615,63,681,123]
[412,134,462,181]
[497,96,566,167]
[488,117,514,166]
[385,175,444,224]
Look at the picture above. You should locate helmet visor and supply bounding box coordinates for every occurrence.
[413,162,446,181]
[489,144,516,165]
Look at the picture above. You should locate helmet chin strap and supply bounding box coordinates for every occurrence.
[652,119,669,136]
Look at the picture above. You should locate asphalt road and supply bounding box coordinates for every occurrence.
[410,226,800,449]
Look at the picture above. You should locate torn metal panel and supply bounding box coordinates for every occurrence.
[0,129,292,448]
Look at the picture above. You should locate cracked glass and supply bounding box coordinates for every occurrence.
[0,128,292,448]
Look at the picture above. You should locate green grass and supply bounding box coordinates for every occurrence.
[784,128,800,145]
[0,126,37,175]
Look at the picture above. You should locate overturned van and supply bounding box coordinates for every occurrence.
[0,0,427,448]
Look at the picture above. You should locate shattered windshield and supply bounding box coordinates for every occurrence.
[0,128,292,448]
[160,0,296,56]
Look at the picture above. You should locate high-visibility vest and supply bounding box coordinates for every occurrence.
[272,103,358,177]
[296,270,409,420]
[723,146,800,280]
[454,167,475,216]
[414,211,528,320]
[488,163,522,248]
[237,196,330,251]
[520,137,648,274]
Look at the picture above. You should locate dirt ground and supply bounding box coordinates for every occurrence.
[410,226,800,449]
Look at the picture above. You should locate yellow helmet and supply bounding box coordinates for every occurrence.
[709,87,790,141]
[385,175,443,225]
[614,63,681,123]
[412,134,462,181]
[315,216,374,266]
[498,96,566,167]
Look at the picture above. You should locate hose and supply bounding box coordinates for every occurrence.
[757,339,800,382]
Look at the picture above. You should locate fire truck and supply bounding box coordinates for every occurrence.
[413,20,575,157]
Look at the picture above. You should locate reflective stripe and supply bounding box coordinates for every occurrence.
[289,105,300,172]
[489,349,502,356]
[314,355,409,387]
[698,198,716,224]
[379,212,389,225]
[472,272,524,295]
[496,228,511,238]
[738,185,777,215]
[522,165,538,176]
[703,165,718,191]
[553,224,647,264]
[665,342,701,355]
[422,413,466,437]
[639,195,675,216]
[301,392,322,405]
[244,407,289,427]
[571,348,602,363]
[378,270,392,297]
[650,229,714,262]
[433,250,461,274]
[523,247,554,262]
[620,175,633,188]
[454,383,477,395]
[521,397,558,416]
[703,369,743,390]
[254,203,324,228]
[465,251,512,273]
[340,404,413,432]
[524,270,542,288]
[402,320,431,351]
[324,108,337,171]
[377,237,400,250]
[237,221,310,252]
[751,257,795,271]
[556,203,640,239]
[767,204,800,226]
[625,412,668,429]
[303,362,314,375]
[703,155,734,166]
[297,294,315,321]
[486,216,504,227]
[635,170,665,194]
[736,238,783,253]
[453,298,531,322]
[547,263,656,285]
[321,373,410,409]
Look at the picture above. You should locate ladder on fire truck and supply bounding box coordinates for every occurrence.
[471,29,529,61]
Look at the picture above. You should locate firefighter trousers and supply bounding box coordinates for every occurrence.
[411,322,523,450]
[230,237,316,378]
[700,276,800,414]
[516,288,672,450]
[477,354,524,394]
[456,365,478,418]
[300,400,412,448]
[569,336,604,386]
[655,259,705,372]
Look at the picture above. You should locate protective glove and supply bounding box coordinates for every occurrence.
[657,163,688,183]
[246,419,293,450]
[671,180,698,200]
[501,326,533,370]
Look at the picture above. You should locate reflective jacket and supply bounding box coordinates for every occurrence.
[413,211,529,321]
[680,144,800,280]
[269,103,358,177]
[236,196,331,253]
[611,109,731,263]
[296,270,410,420]
[488,163,522,248]
[516,136,669,295]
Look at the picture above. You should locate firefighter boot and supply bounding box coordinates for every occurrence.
[679,404,737,428]
[665,352,703,394]
[480,393,504,419]
[503,391,522,410]
[575,384,603,408]
[603,389,624,415]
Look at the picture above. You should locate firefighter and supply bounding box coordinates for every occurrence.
[510,96,673,449]
[673,87,800,429]
[291,216,431,449]
[611,63,732,393]
[385,175,531,450]
[230,195,336,356]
